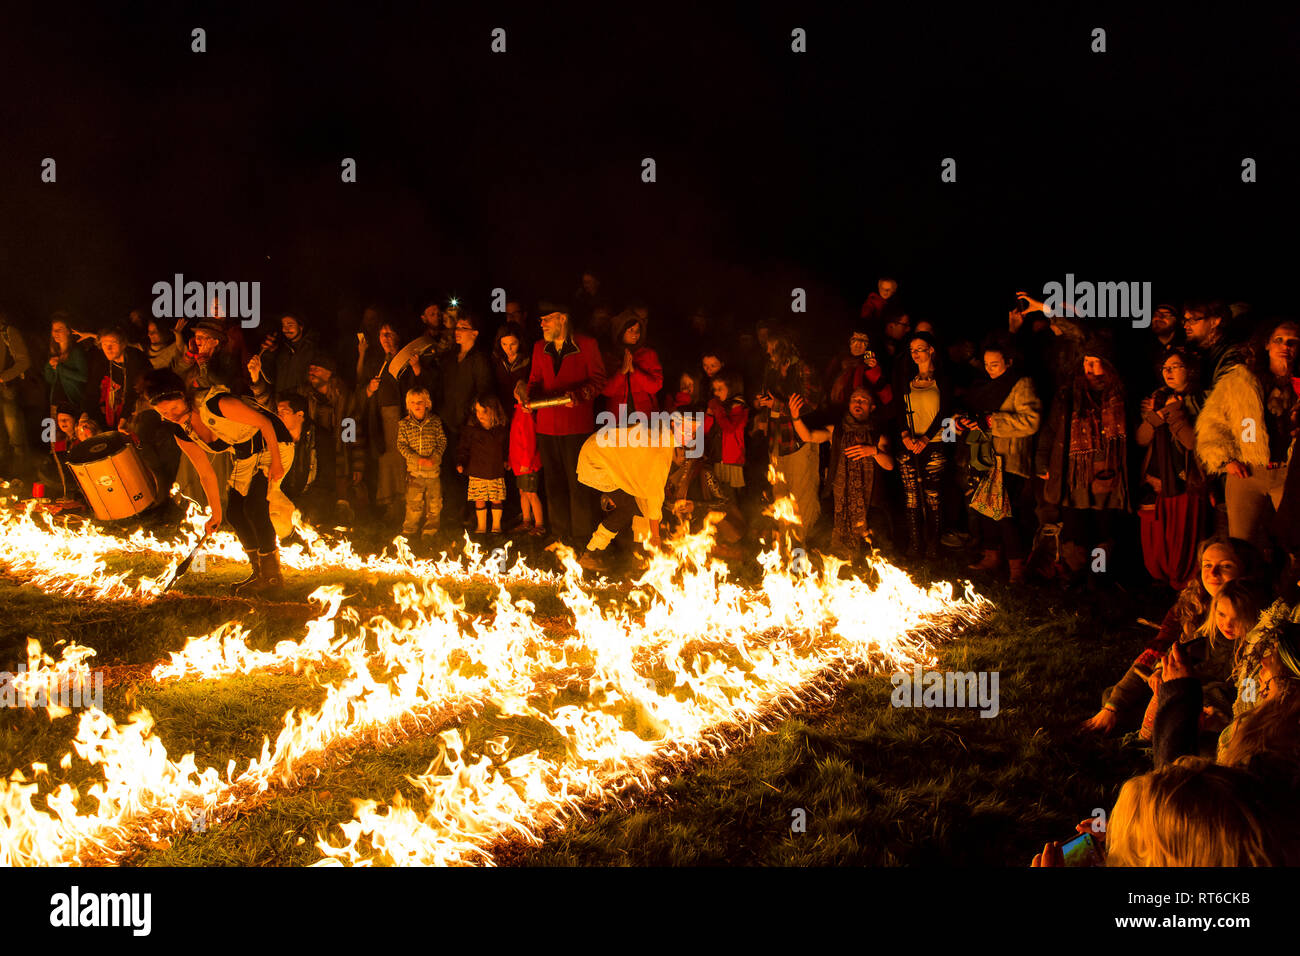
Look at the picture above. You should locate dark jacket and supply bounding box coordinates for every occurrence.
[439,348,493,435]
[84,347,149,428]
[259,330,319,403]
[457,419,507,481]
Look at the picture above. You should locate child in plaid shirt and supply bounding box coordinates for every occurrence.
[396,387,447,543]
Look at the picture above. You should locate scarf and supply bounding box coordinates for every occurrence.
[828,413,879,513]
[1068,369,1126,483]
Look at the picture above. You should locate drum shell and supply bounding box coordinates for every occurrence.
[67,434,160,520]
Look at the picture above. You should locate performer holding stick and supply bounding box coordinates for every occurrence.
[574,411,701,572]
[142,369,294,597]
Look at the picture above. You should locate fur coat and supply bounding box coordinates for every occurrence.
[1195,364,1270,474]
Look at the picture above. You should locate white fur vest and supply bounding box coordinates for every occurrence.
[1195,364,1269,473]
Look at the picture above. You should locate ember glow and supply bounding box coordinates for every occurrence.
[0,494,987,867]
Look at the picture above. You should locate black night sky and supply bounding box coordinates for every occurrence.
[2,3,1297,344]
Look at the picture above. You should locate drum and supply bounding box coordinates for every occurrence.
[388,334,436,378]
[66,432,160,520]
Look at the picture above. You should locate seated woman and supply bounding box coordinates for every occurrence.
[1149,579,1263,760]
[789,388,895,558]
[1215,612,1300,760]
[1080,536,1262,735]
[142,369,294,597]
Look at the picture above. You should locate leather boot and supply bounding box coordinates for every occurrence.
[904,507,924,557]
[232,551,262,594]
[1007,558,1027,584]
[258,550,284,593]
[968,549,1001,572]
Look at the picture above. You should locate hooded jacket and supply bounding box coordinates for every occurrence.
[601,311,663,418]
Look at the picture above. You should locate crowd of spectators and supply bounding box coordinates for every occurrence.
[2,270,1298,865]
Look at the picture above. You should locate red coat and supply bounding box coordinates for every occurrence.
[508,402,542,475]
[601,345,663,417]
[527,334,606,436]
[705,397,748,466]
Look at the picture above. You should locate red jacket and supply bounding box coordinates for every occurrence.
[601,345,663,417]
[508,402,542,475]
[705,397,748,466]
[527,334,607,436]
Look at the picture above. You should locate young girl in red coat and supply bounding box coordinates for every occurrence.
[705,370,748,502]
[508,389,545,535]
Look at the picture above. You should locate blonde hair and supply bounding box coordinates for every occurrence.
[1218,690,1300,773]
[1198,580,1262,671]
[1107,756,1296,866]
[404,388,431,414]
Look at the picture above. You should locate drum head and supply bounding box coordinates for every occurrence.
[66,431,129,465]
[388,335,436,377]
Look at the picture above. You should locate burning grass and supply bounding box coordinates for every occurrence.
[0,495,1163,867]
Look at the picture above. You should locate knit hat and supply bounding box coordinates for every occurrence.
[1082,332,1117,366]
[307,351,337,375]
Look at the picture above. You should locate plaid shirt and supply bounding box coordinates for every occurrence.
[764,357,823,457]
[397,412,447,477]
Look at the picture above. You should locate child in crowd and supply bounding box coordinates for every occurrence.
[395,387,447,545]
[704,370,748,504]
[1080,536,1261,736]
[508,386,545,535]
[457,392,509,534]
[1141,578,1262,743]
[666,370,707,413]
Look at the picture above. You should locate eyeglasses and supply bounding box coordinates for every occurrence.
[1162,364,1186,372]
[455,325,474,333]
[909,347,932,356]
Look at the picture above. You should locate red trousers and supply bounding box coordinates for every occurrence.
[1139,491,1208,590]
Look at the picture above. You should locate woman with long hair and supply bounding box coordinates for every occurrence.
[43,313,90,425]
[1196,318,1300,554]
[957,338,1041,582]
[143,369,294,597]
[1136,346,1208,590]
[892,331,953,557]
[1081,535,1263,735]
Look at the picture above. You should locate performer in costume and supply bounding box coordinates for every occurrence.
[142,369,294,596]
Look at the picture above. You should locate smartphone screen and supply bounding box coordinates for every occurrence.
[1061,832,1103,867]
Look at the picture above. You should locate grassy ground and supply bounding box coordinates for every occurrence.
[0,509,1165,867]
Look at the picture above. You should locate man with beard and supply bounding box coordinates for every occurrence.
[789,387,895,558]
[1183,300,1247,400]
[249,314,317,404]
[525,304,606,546]
[1036,336,1130,588]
